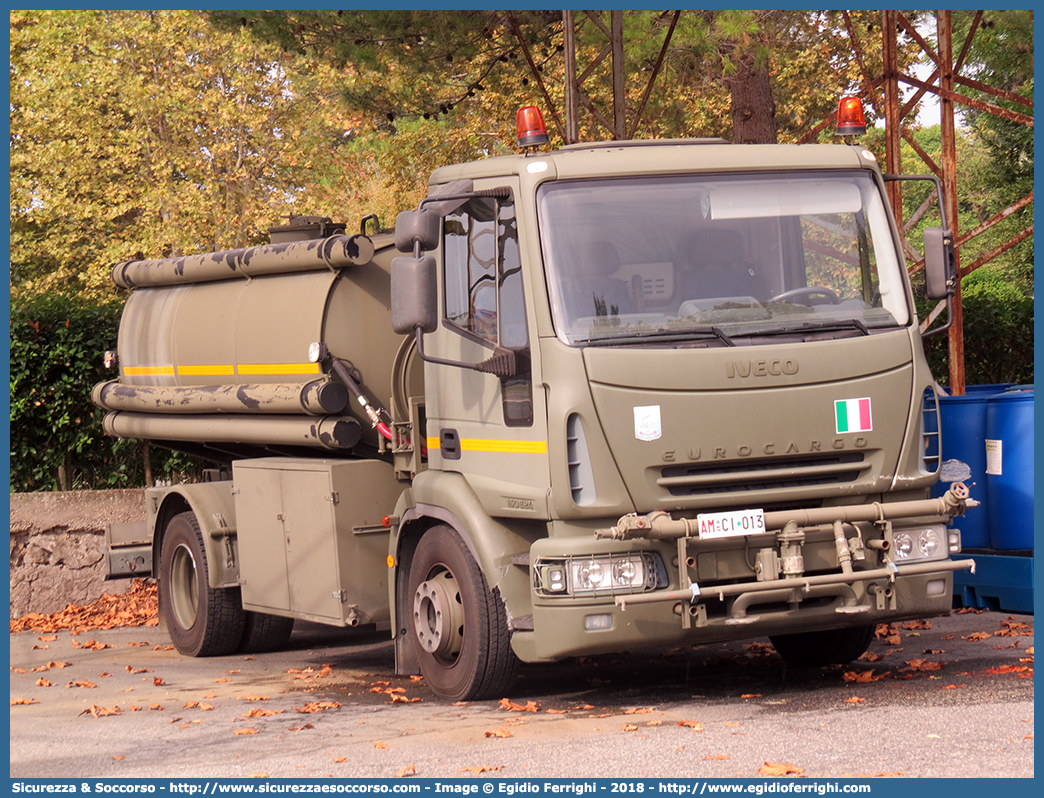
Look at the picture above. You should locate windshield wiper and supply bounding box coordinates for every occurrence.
[755,319,871,338]
[575,325,736,347]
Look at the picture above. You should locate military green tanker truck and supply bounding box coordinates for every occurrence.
[96,102,977,701]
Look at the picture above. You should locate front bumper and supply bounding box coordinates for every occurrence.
[526,485,976,662]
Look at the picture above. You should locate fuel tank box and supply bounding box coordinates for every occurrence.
[232,458,402,628]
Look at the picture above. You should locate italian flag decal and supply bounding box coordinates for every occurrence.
[835,397,872,434]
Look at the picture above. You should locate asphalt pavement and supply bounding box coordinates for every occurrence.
[9,609,1034,779]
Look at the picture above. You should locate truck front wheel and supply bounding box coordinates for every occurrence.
[407,525,518,701]
[769,624,875,667]
[159,511,245,657]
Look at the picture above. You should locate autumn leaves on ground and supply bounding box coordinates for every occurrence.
[10,583,1034,778]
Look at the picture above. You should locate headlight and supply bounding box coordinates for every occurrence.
[894,532,915,559]
[535,553,662,596]
[917,528,941,557]
[892,525,947,562]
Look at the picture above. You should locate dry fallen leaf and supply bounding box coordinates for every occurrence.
[35,679,53,687]
[79,704,120,717]
[67,679,98,689]
[678,721,704,730]
[759,762,804,776]
[112,756,125,761]
[485,729,513,738]
[374,741,389,749]
[148,704,164,711]
[904,659,945,672]
[703,755,730,761]
[239,695,270,702]
[622,724,639,732]
[242,708,284,718]
[844,696,867,703]
[624,707,655,715]
[843,669,888,683]
[332,757,346,763]
[71,639,113,651]
[11,698,39,706]
[397,764,417,778]
[499,698,539,712]
[126,666,151,674]
[233,728,259,736]
[964,632,991,641]
[32,662,73,672]
[153,677,164,686]
[38,635,58,642]
[984,665,1032,675]
[289,724,315,731]
[458,766,503,774]
[295,701,341,714]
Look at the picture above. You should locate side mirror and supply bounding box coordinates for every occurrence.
[394,209,440,254]
[391,256,438,335]
[924,227,956,300]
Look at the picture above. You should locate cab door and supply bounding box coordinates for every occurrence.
[423,182,550,517]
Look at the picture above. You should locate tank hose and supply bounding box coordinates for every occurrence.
[329,358,394,441]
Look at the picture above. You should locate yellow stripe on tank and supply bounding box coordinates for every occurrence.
[177,364,235,376]
[123,365,176,377]
[237,363,322,376]
[426,437,547,454]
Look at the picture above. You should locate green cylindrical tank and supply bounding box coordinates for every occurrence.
[95,227,424,456]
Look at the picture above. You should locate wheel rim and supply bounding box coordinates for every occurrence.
[413,569,464,661]
[169,542,199,630]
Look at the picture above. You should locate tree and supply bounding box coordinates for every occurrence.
[10,9,353,299]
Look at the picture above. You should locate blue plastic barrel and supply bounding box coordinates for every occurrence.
[985,389,1034,550]
[963,383,1015,397]
[932,393,992,548]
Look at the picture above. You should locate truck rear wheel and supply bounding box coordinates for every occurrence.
[239,612,295,654]
[407,525,518,701]
[769,624,875,667]
[159,511,245,657]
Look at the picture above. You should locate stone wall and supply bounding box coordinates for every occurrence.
[9,489,146,619]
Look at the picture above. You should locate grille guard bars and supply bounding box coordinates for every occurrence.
[594,483,977,622]
[595,483,976,542]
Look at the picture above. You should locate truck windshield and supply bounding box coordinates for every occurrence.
[537,171,910,346]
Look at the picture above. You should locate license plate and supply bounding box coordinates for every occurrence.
[696,508,766,539]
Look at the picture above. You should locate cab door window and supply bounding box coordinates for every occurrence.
[443,198,533,427]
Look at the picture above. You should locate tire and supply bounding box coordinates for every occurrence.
[239,612,295,654]
[407,525,519,701]
[159,511,246,657]
[769,624,875,667]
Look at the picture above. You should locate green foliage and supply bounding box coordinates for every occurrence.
[9,292,204,491]
[10,9,353,300]
[919,267,1035,388]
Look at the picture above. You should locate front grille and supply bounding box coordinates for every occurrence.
[659,452,868,497]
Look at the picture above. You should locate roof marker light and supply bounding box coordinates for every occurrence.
[517,105,549,149]
[836,96,867,136]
